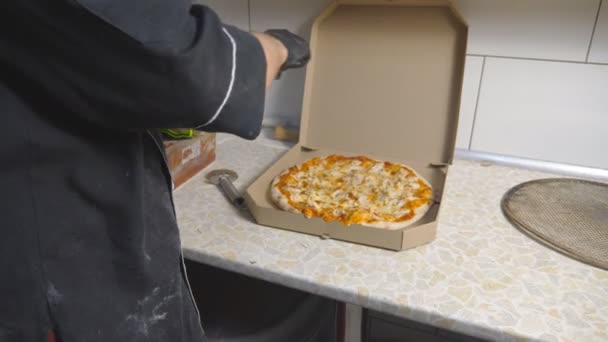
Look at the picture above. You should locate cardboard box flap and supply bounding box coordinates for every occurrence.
[299,0,467,165]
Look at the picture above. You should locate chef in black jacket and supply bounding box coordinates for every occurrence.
[0,1,309,341]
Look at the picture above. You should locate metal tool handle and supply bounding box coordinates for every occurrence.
[218,176,245,207]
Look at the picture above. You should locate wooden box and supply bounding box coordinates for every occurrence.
[163,132,216,189]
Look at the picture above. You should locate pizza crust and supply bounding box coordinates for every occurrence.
[270,170,300,214]
[270,155,433,230]
[361,200,431,230]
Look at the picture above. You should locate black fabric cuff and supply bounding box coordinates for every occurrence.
[198,25,267,140]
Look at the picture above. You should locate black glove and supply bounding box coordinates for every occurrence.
[264,29,311,78]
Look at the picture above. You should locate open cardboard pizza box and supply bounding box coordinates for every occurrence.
[245,0,467,251]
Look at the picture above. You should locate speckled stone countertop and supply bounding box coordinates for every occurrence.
[175,133,608,342]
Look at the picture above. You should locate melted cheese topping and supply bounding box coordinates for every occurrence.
[275,155,433,226]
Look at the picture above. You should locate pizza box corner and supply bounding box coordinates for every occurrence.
[245,0,468,251]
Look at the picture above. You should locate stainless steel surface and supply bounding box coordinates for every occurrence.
[218,176,244,206]
[501,178,608,270]
[205,169,244,207]
[455,149,608,182]
[205,169,238,184]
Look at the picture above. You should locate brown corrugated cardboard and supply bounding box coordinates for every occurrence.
[245,0,467,250]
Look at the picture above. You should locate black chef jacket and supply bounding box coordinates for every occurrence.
[0,1,266,341]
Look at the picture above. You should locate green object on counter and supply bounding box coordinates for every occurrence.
[161,128,194,139]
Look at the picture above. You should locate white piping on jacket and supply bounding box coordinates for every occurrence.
[197,27,237,128]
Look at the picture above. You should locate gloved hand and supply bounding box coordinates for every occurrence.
[264,29,311,78]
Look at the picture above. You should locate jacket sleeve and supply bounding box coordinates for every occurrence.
[0,1,267,139]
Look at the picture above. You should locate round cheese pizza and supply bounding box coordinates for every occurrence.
[270,155,433,229]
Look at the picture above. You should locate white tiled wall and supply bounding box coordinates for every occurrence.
[471,57,608,169]
[589,0,608,63]
[202,0,608,170]
[454,0,608,169]
[455,56,484,150]
[453,0,600,62]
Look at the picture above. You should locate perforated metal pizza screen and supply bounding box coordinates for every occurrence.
[501,178,608,270]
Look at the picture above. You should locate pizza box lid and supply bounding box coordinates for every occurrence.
[298,0,467,165]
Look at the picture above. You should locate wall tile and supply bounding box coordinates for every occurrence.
[250,0,333,125]
[471,57,608,169]
[588,0,608,63]
[249,0,332,38]
[455,56,484,150]
[196,0,249,30]
[454,0,599,62]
